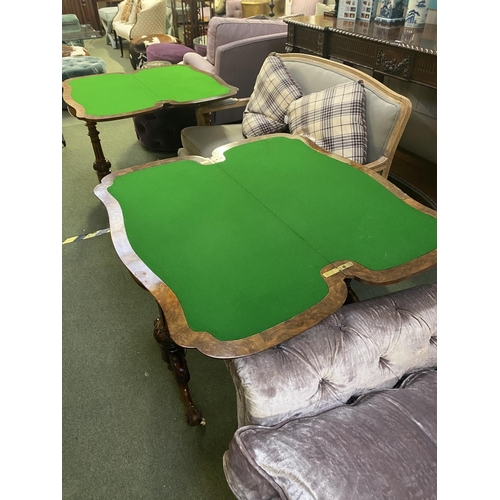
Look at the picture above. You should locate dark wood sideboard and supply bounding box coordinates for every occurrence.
[283,15,437,89]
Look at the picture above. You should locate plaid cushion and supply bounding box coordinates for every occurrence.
[242,54,303,138]
[288,80,368,164]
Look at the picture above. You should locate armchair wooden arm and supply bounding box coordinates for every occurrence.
[195,97,250,126]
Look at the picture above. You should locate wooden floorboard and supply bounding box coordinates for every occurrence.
[390,148,437,204]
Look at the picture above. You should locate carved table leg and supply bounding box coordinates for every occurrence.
[153,306,205,426]
[85,120,112,182]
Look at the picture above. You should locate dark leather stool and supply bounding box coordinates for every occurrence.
[129,33,181,70]
[133,105,198,152]
[132,42,198,152]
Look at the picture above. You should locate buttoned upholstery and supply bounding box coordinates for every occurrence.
[227,283,437,427]
[223,283,437,499]
[62,57,107,109]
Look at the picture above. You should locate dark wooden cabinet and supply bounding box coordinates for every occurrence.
[284,16,437,89]
[62,0,102,32]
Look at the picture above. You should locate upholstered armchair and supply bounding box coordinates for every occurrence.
[179,52,412,178]
[182,17,288,124]
[223,283,437,499]
[112,0,174,57]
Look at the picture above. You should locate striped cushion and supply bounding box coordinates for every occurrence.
[242,54,303,138]
[288,80,368,164]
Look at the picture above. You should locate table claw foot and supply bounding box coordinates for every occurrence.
[153,314,204,426]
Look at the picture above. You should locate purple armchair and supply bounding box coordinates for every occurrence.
[182,16,288,124]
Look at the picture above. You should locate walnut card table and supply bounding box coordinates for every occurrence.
[62,65,237,181]
[94,134,437,425]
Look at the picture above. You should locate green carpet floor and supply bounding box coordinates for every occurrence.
[62,36,437,499]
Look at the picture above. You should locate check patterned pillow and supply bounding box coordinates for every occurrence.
[288,80,368,164]
[242,54,303,138]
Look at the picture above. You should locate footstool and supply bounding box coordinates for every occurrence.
[133,105,198,152]
[62,56,106,109]
[146,43,196,65]
[129,34,181,70]
[132,56,197,152]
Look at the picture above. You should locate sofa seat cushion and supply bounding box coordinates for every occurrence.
[114,21,133,39]
[288,79,368,164]
[242,54,302,137]
[180,123,245,158]
[223,369,437,500]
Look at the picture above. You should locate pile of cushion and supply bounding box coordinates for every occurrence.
[242,54,368,164]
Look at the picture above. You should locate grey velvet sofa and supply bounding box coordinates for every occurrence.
[224,283,437,500]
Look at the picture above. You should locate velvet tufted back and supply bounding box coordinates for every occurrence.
[226,283,437,427]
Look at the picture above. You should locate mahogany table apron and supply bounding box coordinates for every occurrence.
[62,64,237,182]
[94,134,437,426]
[283,15,437,89]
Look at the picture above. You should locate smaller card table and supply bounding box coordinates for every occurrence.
[62,65,237,181]
[94,134,437,425]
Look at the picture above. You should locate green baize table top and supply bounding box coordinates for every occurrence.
[63,65,234,118]
[103,136,437,344]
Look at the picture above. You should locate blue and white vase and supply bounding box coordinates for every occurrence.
[404,0,429,28]
[375,0,406,24]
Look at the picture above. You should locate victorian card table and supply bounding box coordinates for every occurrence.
[94,134,437,425]
[62,65,237,181]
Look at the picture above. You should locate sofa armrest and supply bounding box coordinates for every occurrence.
[182,52,216,74]
[226,283,437,427]
[195,98,249,125]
